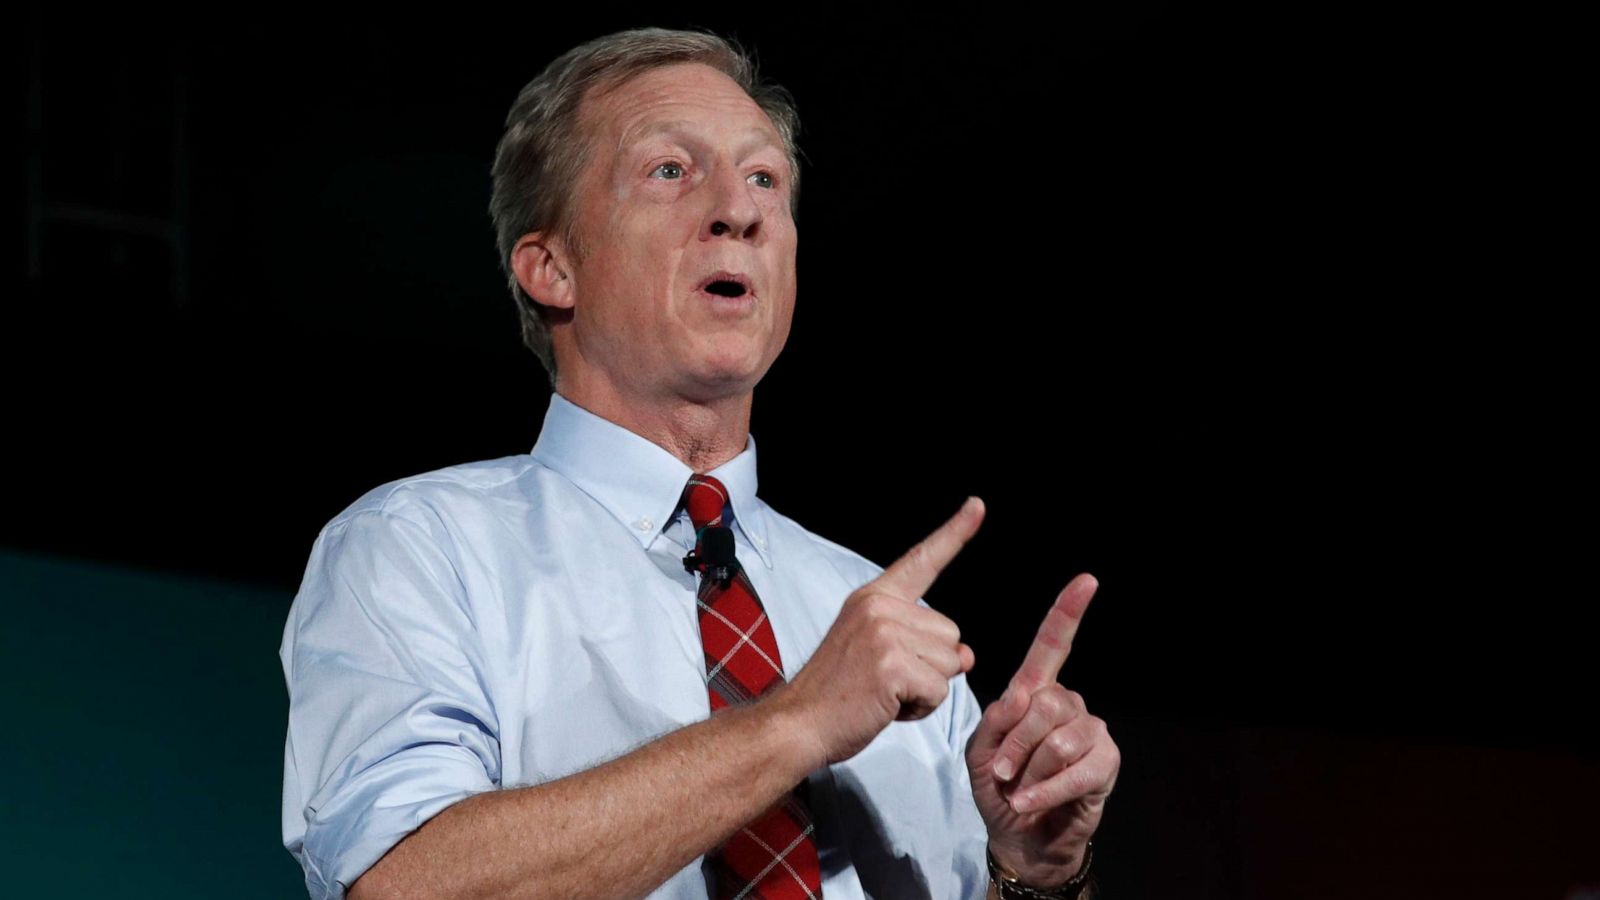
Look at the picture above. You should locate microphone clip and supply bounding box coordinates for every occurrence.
[683,524,739,589]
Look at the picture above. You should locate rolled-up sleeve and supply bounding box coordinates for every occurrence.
[280,504,502,900]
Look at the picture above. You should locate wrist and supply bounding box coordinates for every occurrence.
[987,840,1094,899]
[989,841,1085,886]
[761,681,824,772]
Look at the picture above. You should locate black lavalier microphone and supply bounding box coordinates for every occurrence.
[684,525,738,588]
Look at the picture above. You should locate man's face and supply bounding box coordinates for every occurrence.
[559,61,798,403]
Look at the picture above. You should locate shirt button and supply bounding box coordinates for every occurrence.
[755,536,766,547]
[636,517,653,531]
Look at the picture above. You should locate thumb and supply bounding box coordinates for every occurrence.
[968,686,1030,763]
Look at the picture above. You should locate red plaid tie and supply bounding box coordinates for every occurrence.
[680,473,823,899]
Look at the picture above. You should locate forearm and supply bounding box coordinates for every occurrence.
[349,685,820,899]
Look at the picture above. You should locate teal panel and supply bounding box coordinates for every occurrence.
[0,548,306,897]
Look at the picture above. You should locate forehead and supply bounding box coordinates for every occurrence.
[581,61,781,153]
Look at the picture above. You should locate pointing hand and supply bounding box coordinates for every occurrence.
[964,573,1119,888]
[775,497,984,767]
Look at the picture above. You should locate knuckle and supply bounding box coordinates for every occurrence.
[1036,604,1072,638]
[876,650,902,679]
[875,652,900,682]
[1062,767,1090,798]
[904,541,929,571]
[1045,730,1075,759]
[1033,689,1066,720]
[863,594,895,626]
[880,619,908,650]
[1062,689,1086,713]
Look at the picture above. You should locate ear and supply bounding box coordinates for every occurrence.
[511,230,576,312]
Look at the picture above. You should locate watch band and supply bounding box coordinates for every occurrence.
[986,840,1094,899]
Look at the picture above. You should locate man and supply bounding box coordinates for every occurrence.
[279,26,1118,900]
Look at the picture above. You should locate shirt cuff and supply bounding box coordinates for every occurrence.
[297,743,497,900]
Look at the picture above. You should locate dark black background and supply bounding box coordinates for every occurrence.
[9,1,1587,762]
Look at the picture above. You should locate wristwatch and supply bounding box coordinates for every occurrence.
[986,841,1094,899]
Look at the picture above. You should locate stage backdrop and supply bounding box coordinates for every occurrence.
[0,548,304,897]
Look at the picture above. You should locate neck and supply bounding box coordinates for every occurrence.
[556,373,753,474]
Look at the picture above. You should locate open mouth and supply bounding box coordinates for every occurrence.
[694,271,755,300]
[702,280,748,298]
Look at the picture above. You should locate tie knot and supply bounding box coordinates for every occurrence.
[681,473,731,531]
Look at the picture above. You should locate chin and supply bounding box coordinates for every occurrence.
[682,362,764,399]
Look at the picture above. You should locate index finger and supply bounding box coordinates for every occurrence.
[1010,573,1098,694]
[874,496,986,602]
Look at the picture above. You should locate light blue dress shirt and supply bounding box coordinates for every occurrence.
[279,391,990,899]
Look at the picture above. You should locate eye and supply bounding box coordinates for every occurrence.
[749,171,777,189]
[649,161,686,180]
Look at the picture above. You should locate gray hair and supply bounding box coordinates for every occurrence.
[488,26,804,388]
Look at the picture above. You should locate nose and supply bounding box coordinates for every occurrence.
[703,165,764,242]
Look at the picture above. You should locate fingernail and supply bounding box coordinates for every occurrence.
[1012,790,1033,812]
[994,758,1014,781]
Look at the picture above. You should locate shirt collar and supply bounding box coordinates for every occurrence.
[528,391,773,569]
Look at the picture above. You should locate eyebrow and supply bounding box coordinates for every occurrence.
[623,119,785,159]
